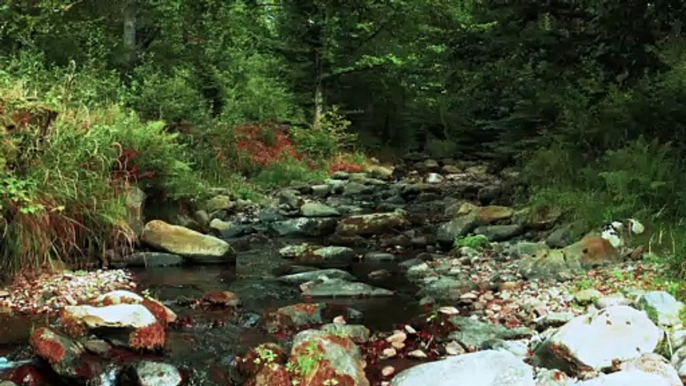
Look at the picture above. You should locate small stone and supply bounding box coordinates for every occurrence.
[439,306,460,315]
[408,350,428,358]
[381,348,397,359]
[382,366,395,377]
[333,316,346,324]
[445,341,466,356]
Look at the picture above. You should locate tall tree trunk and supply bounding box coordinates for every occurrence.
[122,0,137,68]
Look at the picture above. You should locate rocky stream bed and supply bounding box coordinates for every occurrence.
[0,154,684,386]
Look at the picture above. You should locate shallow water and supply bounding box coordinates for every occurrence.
[0,238,425,385]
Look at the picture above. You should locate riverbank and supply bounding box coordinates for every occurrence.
[0,154,684,386]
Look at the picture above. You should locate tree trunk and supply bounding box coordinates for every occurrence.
[122,0,137,67]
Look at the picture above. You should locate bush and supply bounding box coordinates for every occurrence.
[291,106,358,159]
[251,158,327,189]
[0,77,203,277]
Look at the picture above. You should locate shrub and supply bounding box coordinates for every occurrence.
[291,106,358,159]
[0,77,202,277]
[251,158,327,189]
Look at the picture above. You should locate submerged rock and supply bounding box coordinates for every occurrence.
[302,279,394,298]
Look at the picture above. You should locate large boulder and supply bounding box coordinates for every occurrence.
[531,306,663,376]
[636,291,684,327]
[61,304,165,351]
[289,329,369,386]
[141,220,235,264]
[302,279,394,298]
[391,350,535,386]
[29,327,85,378]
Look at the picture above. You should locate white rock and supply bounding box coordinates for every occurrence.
[577,370,672,386]
[63,304,157,329]
[532,306,663,374]
[391,350,534,386]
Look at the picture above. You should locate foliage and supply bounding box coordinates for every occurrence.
[291,107,358,159]
[454,235,490,251]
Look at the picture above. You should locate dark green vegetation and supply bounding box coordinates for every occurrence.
[2,1,686,279]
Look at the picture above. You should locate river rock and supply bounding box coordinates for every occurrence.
[209,218,253,238]
[302,279,394,298]
[61,304,165,350]
[617,353,682,386]
[416,277,473,301]
[29,327,85,378]
[343,181,373,196]
[531,306,664,375]
[264,303,363,333]
[311,184,332,197]
[110,252,183,268]
[577,370,673,386]
[437,213,479,245]
[278,189,302,210]
[300,202,340,217]
[290,329,369,386]
[272,217,337,237]
[391,350,534,386]
[119,361,182,386]
[364,252,396,262]
[297,246,355,268]
[277,269,355,284]
[336,209,410,236]
[636,291,684,327]
[321,323,371,343]
[445,316,535,349]
[475,224,523,241]
[534,369,573,386]
[205,195,234,213]
[141,220,235,264]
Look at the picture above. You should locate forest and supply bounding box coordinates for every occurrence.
[1,1,686,270]
[4,1,686,386]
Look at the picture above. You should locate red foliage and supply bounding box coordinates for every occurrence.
[9,364,49,386]
[234,123,304,167]
[142,298,175,327]
[129,322,166,351]
[29,328,66,365]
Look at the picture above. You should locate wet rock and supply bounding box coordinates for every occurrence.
[290,329,369,386]
[637,291,684,327]
[445,316,535,349]
[110,252,184,268]
[119,361,182,386]
[303,279,394,298]
[321,323,371,343]
[477,185,501,205]
[416,277,472,301]
[546,223,586,248]
[364,252,396,262]
[203,291,241,307]
[61,304,165,351]
[437,214,479,245]
[272,217,337,237]
[617,353,682,386]
[577,370,672,386]
[236,343,287,377]
[278,189,302,210]
[336,209,410,236]
[531,306,664,375]
[311,184,332,198]
[300,202,340,217]
[300,246,355,268]
[264,303,362,333]
[277,269,355,284]
[343,181,373,196]
[391,350,534,386]
[367,165,394,180]
[209,219,253,238]
[475,224,523,242]
[29,327,85,378]
[94,290,177,326]
[141,220,235,264]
